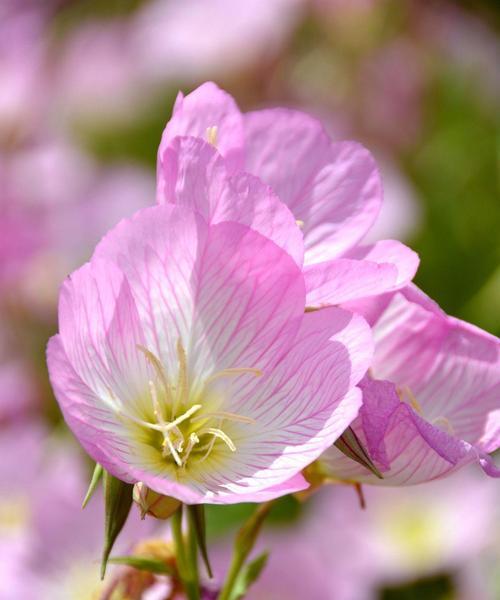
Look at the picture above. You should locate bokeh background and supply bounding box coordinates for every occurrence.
[1,1,499,598]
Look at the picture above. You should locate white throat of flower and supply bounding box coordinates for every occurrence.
[111,340,259,470]
[397,385,455,436]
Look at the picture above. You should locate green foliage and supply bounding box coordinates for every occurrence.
[229,552,270,600]
[101,472,134,579]
[109,555,175,576]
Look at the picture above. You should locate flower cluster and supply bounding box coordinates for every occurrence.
[46,82,500,596]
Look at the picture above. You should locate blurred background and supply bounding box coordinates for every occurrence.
[1,0,499,598]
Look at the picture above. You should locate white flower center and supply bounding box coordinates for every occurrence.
[113,340,258,469]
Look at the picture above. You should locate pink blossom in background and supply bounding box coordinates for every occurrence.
[54,20,148,128]
[157,82,419,309]
[131,0,304,84]
[0,425,156,600]
[47,203,372,504]
[0,10,49,147]
[320,285,500,484]
[210,467,496,599]
[1,139,153,315]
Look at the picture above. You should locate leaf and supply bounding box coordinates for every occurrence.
[187,504,213,578]
[334,427,383,479]
[230,552,269,600]
[82,463,103,509]
[101,471,134,580]
[109,555,175,576]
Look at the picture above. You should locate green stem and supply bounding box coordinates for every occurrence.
[187,506,200,592]
[171,505,200,600]
[218,502,273,600]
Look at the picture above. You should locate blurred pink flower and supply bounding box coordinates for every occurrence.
[0,424,155,600]
[320,285,500,484]
[47,203,372,504]
[211,468,496,599]
[132,0,304,84]
[1,139,154,314]
[157,82,419,309]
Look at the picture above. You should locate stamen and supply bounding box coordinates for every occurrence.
[176,339,189,411]
[163,432,182,466]
[181,433,200,467]
[432,416,455,435]
[296,219,305,229]
[197,427,236,452]
[206,125,218,146]
[137,345,175,412]
[191,411,256,425]
[205,367,262,386]
[401,385,423,415]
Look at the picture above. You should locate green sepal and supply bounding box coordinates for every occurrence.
[101,471,134,580]
[334,426,383,479]
[109,555,175,576]
[187,504,213,578]
[230,551,269,600]
[82,463,103,509]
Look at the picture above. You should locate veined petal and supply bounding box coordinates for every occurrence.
[180,308,372,502]
[158,82,243,180]
[321,378,499,485]
[158,136,303,265]
[94,205,305,384]
[46,336,135,483]
[58,259,151,407]
[304,240,418,307]
[244,109,382,262]
[342,239,419,290]
[371,293,500,449]
[304,259,397,307]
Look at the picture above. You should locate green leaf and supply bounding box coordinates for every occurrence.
[101,471,134,580]
[82,463,103,509]
[109,555,175,576]
[230,552,269,600]
[187,504,213,578]
[334,427,383,479]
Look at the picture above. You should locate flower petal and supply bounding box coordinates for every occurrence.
[94,205,305,386]
[158,136,303,265]
[179,308,372,503]
[244,109,382,262]
[371,293,500,449]
[320,378,487,485]
[158,82,243,178]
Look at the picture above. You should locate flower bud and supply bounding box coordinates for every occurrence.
[133,483,180,520]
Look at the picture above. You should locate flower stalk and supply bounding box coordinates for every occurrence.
[218,501,274,600]
[171,505,200,600]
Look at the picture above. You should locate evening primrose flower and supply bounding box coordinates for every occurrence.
[319,286,500,484]
[47,204,372,504]
[156,82,419,308]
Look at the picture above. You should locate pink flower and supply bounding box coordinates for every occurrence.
[156,82,419,308]
[47,204,372,504]
[319,286,500,484]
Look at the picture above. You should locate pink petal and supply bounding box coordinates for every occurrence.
[58,259,151,406]
[343,239,419,289]
[304,240,418,307]
[46,336,136,483]
[94,205,305,383]
[321,378,489,485]
[158,82,243,177]
[190,308,372,502]
[371,293,500,450]
[158,136,303,265]
[244,109,382,263]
